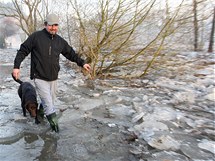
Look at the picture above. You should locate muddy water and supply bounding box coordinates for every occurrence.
[0,133,58,161]
[0,63,56,160]
[0,62,135,161]
[2,49,214,161]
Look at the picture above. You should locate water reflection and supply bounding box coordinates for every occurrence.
[0,63,59,160]
[35,133,59,161]
[0,132,58,161]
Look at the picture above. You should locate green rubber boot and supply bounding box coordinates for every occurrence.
[38,104,45,119]
[46,113,59,132]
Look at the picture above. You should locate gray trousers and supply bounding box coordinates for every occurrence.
[34,79,57,116]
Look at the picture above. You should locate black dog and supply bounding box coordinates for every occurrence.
[12,74,40,124]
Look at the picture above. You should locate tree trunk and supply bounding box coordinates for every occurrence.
[208,7,215,53]
[193,0,198,51]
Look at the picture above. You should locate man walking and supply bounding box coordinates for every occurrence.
[12,13,91,132]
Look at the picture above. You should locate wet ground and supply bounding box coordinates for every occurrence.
[0,48,214,161]
[0,49,136,161]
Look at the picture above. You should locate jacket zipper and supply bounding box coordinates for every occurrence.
[49,46,51,55]
[49,35,54,79]
[49,35,54,55]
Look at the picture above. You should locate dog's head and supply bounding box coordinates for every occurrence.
[25,102,38,117]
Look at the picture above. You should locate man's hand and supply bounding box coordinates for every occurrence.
[83,64,91,72]
[12,68,20,80]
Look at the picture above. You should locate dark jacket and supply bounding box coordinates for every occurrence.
[14,29,85,81]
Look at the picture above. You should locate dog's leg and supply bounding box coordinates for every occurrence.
[22,105,27,117]
[34,106,41,124]
[35,116,40,124]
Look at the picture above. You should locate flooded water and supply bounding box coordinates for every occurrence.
[0,63,59,161]
[0,57,135,161]
[0,63,56,160]
[0,133,58,161]
[0,49,214,161]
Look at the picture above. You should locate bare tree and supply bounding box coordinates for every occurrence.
[66,0,186,78]
[0,0,50,36]
[161,0,214,51]
[192,0,214,51]
[208,7,215,53]
[193,0,198,51]
[1,0,212,78]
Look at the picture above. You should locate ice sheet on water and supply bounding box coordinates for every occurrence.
[148,151,189,161]
[198,139,215,154]
[147,135,180,150]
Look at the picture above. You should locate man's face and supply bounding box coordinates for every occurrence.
[45,24,59,35]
